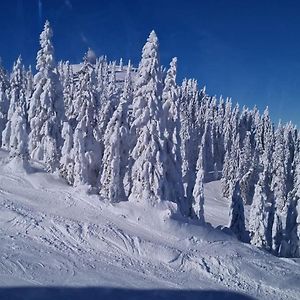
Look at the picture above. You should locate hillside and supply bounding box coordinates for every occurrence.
[0,149,299,300]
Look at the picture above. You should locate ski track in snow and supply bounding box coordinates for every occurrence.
[0,150,299,299]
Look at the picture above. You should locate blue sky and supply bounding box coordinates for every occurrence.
[0,0,299,126]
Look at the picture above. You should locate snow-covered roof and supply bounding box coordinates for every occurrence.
[70,62,138,84]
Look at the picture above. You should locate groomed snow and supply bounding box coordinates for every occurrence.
[0,149,299,300]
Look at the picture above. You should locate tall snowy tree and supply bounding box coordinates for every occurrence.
[129,31,172,208]
[161,57,185,212]
[180,78,201,203]
[60,61,75,120]
[270,123,288,255]
[0,61,9,146]
[71,58,100,187]
[25,65,33,111]
[249,172,269,249]
[271,123,288,213]
[28,20,64,171]
[228,181,246,242]
[200,119,214,181]
[2,56,28,158]
[99,63,133,202]
[191,148,205,223]
[222,132,240,198]
[239,131,256,204]
[59,121,74,184]
[287,140,300,257]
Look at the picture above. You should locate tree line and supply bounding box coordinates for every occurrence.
[0,21,299,257]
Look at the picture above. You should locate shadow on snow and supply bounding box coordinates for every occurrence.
[0,287,256,300]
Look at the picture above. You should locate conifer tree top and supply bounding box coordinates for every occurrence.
[36,20,55,72]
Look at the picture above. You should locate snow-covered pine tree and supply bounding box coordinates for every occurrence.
[162,57,180,162]
[95,56,109,96]
[228,180,246,242]
[211,99,225,179]
[239,131,256,204]
[71,55,100,187]
[222,132,240,198]
[60,61,75,120]
[96,61,119,171]
[98,61,118,137]
[270,122,288,255]
[161,57,186,212]
[72,120,88,187]
[28,20,64,172]
[179,78,191,198]
[191,148,205,223]
[99,62,133,202]
[249,172,269,249]
[200,118,214,181]
[179,78,201,202]
[287,139,300,257]
[255,107,274,163]
[251,107,276,250]
[2,56,28,158]
[0,61,9,147]
[129,31,171,207]
[272,211,283,255]
[271,123,288,213]
[223,98,232,154]
[25,65,33,111]
[59,121,74,184]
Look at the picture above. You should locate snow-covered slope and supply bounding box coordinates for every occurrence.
[0,149,299,300]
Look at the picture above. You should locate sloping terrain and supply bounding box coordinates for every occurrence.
[0,149,299,300]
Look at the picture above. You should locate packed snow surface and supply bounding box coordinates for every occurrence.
[0,150,299,300]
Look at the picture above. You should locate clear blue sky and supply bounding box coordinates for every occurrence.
[0,0,299,126]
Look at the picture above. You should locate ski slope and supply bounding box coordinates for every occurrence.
[0,149,299,300]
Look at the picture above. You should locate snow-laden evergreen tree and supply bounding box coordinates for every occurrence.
[223,98,232,154]
[28,20,64,171]
[222,132,240,198]
[256,107,274,164]
[99,63,133,202]
[239,131,256,204]
[211,99,225,179]
[270,123,288,255]
[72,121,88,186]
[25,65,33,111]
[228,181,246,241]
[162,57,180,163]
[252,107,276,249]
[191,147,205,223]
[161,57,185,211]
[272,211,283,255]
[0,62,9,146]
[96,61,119,172]
[129,31,171,207]
[98,61,118,136]
[71,57,100,187]
[200,118,214,181]
[283,123,297,199]
[2,56,28,158]
[287,139,300,257]
[230,103,240,146]
[95,56,109,96]
[59,122,74,184]
[73,52,97,122]
[271,123,288,213]
[60,61,75,120]
[249,172,269,249]
[180,78,201,202]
